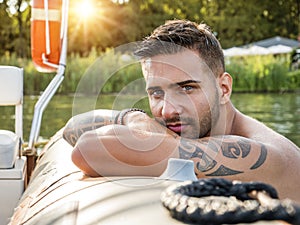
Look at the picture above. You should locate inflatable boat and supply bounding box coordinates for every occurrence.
[0,1,299,224]
[2,125,299,225]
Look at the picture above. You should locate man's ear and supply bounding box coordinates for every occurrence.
[218,72,232,104]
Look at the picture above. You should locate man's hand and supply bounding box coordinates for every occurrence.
[123,111,179,138]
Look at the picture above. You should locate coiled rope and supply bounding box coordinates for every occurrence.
[161,178,300,224]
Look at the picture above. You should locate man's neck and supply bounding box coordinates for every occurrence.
[210,101,236,136]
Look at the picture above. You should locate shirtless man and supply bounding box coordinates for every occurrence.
[63,19,300,202]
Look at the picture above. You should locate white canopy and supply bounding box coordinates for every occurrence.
[267,44,293,54]
[224,44,293,57]
[246,45,270,55]
[223,47,248,57]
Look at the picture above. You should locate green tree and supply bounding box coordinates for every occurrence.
[68,0,143,55]
[191,0,300,48]
[0,2,12,55]
[0,0,300,56]
[0,0,31,57]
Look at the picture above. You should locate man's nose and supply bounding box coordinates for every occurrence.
[161,96,181,119]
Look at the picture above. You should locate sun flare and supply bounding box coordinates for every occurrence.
[74,1,96,20]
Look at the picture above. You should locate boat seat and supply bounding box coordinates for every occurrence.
[0,66,23,168]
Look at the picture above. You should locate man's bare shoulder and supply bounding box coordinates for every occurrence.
[232,110,299,151]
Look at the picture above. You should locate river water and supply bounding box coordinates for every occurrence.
[0,93,299,147]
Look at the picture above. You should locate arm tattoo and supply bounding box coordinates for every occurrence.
[207,165,242,176]
[178,137,268,177]
[179,138,217,172]
[220,139,251,158]
[250,144,267,169]
[63,115,113,146]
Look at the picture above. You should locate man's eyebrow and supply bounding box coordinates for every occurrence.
[146,86,161,92]
[146,80,201,92]
[175,80,201,86]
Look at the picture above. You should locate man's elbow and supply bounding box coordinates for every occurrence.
[71,147,100,177]
[63,117,77,146]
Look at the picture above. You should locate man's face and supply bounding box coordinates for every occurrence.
[142,50,221,139]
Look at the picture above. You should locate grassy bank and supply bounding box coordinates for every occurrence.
[226,54,299,93]
[1,50,299,95]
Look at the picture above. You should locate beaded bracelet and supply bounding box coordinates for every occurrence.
[114,108,146,125]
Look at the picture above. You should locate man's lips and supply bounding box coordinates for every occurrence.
[167,123,185,133]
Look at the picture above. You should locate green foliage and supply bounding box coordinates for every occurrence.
[1,0,300,56]
[287,70,300,90]
[226,54,298,93]
[202,0,299,48]
[65,48,144,96]
[0,0,31,57]
[1,51,299,95]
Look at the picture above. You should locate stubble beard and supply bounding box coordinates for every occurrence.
[190,94,221,139]
[155,93,221,139]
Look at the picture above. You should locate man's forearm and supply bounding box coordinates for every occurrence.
[63,109,119,146]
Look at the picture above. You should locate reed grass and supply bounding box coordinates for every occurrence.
[226,54,299,93]
[0,50,299,95]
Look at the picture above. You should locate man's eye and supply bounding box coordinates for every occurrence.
[149,89,164,98]
[181,85,194,92]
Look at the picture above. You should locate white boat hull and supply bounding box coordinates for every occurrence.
[8,130,287,225]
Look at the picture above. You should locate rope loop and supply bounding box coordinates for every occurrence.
[161,178,300,224]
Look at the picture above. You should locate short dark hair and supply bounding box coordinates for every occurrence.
[135,19,225,77]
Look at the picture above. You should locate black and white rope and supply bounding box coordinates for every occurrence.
[161,178,300,225]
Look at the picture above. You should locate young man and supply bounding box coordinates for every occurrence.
[63,20,300,202]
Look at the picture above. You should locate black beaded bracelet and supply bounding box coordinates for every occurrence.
[115,108,146,125]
